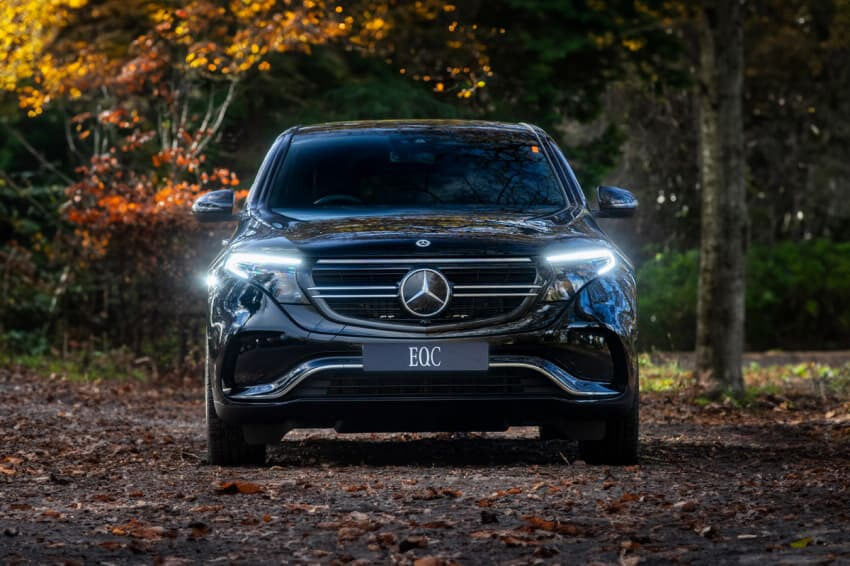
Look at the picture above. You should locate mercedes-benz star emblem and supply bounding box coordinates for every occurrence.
[415,239,431,248]
[399,268,451,318]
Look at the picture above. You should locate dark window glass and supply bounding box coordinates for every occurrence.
[267,130,567,217]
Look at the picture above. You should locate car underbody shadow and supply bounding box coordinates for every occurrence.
[266,431,581,467]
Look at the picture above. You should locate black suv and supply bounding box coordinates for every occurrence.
[193,120,639,466]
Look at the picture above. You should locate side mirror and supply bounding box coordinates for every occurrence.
[192,189,236,222]
[595,185,638,218]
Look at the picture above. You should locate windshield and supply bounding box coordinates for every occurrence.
[267,130,567,218]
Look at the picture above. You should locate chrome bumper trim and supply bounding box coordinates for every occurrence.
[225,355,619,401]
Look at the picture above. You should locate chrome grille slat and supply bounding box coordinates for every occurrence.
[454,284,542,289]
[305,257,542,331]
[308,286,398,291]
[453,293,539,297]
[316,258,533,264]
[313,295,398,299]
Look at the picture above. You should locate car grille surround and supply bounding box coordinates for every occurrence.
[303,257,543,331]
[288,367,564,399]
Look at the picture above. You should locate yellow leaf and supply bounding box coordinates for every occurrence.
[790,537,813,549]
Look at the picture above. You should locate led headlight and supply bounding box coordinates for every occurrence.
[543,247,617,301]
[222,251,306,304]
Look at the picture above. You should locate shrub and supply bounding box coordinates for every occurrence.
[637,240,850,351]
[636,249,699,350]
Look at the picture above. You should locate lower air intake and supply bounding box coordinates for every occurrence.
[288,368,564,399]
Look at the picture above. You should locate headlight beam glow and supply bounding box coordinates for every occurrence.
[545,248,617,275]
[224,252,302,279]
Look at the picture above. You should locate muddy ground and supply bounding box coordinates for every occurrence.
[1,368,849,565]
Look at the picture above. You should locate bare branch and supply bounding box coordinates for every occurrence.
[192,80,237,157]
[57,101,84,164]
[1,123,74,185]
[192,87,217,153]
[158,106,169,152]
[175,92,189,150]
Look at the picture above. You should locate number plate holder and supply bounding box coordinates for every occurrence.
[362,343,488,372]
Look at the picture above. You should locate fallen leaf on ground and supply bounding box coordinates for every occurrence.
[698,525,716,539]
[215,481,263,494]
[337,526,364,541]
[371,532,397,546]
[399,536,428,552]
[790,536,813,548]
[187,521,209,538]
[607,493,642,513]
[523,515,585,536]
[111,519,167,540]
[413,487,441,500]
[190,504,223,513]
[420,520,454,529]
[533,546,560,558]
[285,503,328,513]
[673,500,698,512]
[98,541,123,550]
[492,487,523,497]
[500,533,541,547]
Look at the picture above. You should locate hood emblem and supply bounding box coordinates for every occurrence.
[399,268,451,318]
[416,239,431,248]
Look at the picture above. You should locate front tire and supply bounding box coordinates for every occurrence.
[578,395,639,465]
[206,372,266,467]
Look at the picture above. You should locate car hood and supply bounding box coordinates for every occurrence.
[233,210,609,258]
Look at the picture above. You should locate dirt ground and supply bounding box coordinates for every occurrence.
[1,368,849,565]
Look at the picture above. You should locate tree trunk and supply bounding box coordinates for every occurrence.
[694,0,747,395]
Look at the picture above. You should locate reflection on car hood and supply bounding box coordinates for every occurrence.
[286,213,555,241]
[233,210,607,258]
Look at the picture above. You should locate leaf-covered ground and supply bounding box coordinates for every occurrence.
[1,366,849,565]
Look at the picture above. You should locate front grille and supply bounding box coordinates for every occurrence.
[322,296,525,322]
[305,258,542,330]
[289,368,563,399]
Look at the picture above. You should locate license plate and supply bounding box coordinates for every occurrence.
[362,342,488,372]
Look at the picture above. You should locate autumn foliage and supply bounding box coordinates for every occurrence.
[1,0,492,257]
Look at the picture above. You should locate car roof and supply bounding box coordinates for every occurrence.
[291,119,539,137]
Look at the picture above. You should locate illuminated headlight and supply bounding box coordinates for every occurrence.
[543,248,617,301]
[222,252,306,304]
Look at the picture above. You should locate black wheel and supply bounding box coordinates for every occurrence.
[206,372,266,466]
[578,396,639,465]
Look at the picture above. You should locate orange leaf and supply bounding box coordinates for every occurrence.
[216,481,263,494]
[523,515,586,536]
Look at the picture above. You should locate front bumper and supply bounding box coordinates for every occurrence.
[207,274,638,433]
[227,355,622,400]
